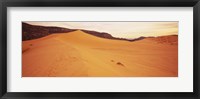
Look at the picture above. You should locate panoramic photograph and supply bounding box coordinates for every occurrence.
[22,22,178,77]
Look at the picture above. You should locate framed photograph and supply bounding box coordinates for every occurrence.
[0,0,199,99]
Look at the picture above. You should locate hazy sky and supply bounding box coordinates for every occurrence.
[25,22,178,39]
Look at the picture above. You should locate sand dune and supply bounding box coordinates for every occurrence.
[22,30,178,77]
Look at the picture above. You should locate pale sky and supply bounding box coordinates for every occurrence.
[25,22,178,39]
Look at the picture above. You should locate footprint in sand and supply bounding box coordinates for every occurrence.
[111,60,125,67]
[116,62,125,67]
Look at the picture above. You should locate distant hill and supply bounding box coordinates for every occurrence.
[145,35,178,45]
[22,23,76,40]
[22,22,177,43]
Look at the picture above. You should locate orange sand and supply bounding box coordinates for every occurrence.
[22,30,178,77]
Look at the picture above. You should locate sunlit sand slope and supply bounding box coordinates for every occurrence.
[22,30,178,77]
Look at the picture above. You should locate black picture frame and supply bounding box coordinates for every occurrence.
[0,0,199,99]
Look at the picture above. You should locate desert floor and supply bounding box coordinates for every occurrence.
[22,30,178,77]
